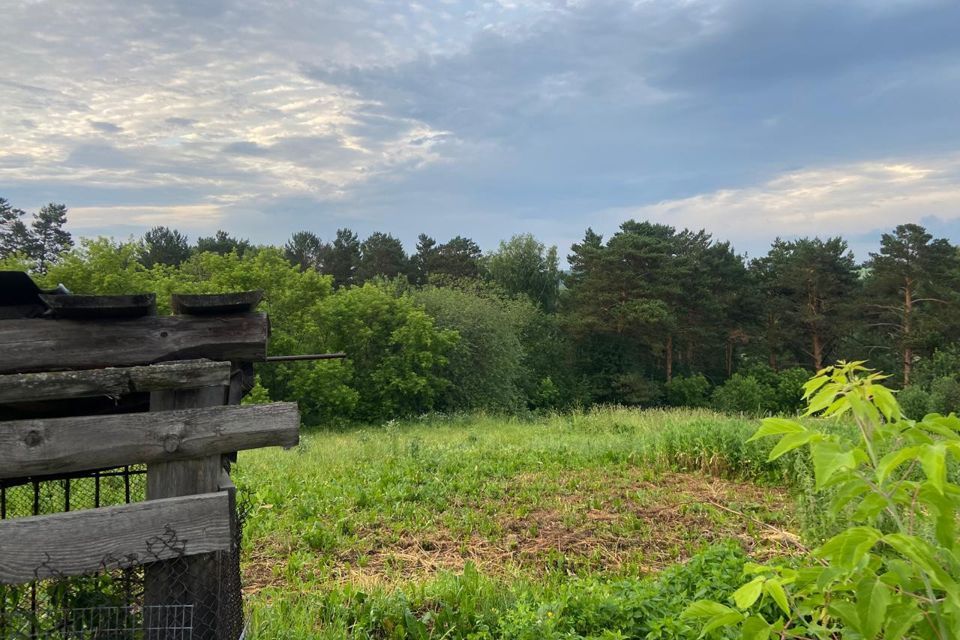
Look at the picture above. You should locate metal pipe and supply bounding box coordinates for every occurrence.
[263,352,347,363]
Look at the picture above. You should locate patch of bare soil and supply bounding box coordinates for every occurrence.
[243,469,801,591]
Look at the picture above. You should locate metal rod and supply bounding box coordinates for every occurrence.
[264,352,347,363]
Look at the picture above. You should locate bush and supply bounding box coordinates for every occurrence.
[896,385,931,419]
[929,375,960,415]
[664,374,711,407]
[710,374,769,414]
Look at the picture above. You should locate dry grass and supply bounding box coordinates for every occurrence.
[243,468,797,592]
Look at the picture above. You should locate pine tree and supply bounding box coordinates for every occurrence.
[321,228,361,288]
[195,230,251,256]
[0,198,35,259]
[356,232,409,283]
[864,224,960,384]
[140,226,191,267]
[31,203,73,272]
[284,231,327,272]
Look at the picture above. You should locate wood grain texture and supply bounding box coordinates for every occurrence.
[0,312,268,374]
[0,492,231,584]
[171,291,263,315]
[0,402,300,479]
[0,359,231,404]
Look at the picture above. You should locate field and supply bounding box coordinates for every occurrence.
[234,408,824,639]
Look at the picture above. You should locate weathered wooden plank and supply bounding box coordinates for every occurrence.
[0,492,231,584]
[0,402,300,479]
[171,291,263,315]
[39,293,157,319]
[0,312,269,374]
[0,359,231,404]
[146,385,228,640]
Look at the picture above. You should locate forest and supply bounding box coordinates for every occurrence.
[3,195,959,423]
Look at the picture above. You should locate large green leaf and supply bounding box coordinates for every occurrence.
[876,446,924,484]
[811,441,861,489]
[763,579,790,616]
[855,576,891,640]
[767,431,818,461]
[919,443,947,494]
[741,615,771,640]
[816,527,881,569]
[732,577,765,610]
[883,533,960,598]
[749,418,806,442]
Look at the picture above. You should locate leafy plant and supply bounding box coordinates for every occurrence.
[685,361,960,639]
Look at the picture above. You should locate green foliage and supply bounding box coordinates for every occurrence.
[711,373,768,415]
[686,361,960,640]
[413,286,527,412]
[664,374,712,408]
[247,544,749,639]
[485,234,561,312]
[140,226,191,267]
[898,385,932,420]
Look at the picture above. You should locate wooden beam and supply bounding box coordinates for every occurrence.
[0,492,231,584]
[0,402,300,479]
[0,359,232,404]
[171,290,263,315]
[0,312,269,374]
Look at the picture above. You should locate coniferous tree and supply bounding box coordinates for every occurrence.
[321,228,361,288]
[140,226,191,267]
[196,230,251,256]
[31,203,73,272]
[411,233,438,285]
[755,237,858,371]
[0,198,35,259]
[431,236,482,281]
[284,231,327,272]
[357,232,409,283]
[864,224,960,384]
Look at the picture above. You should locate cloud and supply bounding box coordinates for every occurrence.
[601,156,960,258]
[2,0,960,258]
[69,204,226,233]
[89,120,123,134]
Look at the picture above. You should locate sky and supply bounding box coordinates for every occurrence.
[2,0,960,261]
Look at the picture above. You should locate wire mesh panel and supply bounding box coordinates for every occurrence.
[0,469,246,640]
[17,605,194,640]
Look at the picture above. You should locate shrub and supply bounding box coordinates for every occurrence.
[664,374,712,408]
[897,385,931,419]
[710,374,769,414]
[930,375,960,415]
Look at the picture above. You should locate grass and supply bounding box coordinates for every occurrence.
[234,407,813,639]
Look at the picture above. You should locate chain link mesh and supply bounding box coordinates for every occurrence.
[0,468,246,640]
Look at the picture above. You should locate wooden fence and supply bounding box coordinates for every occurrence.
[0,285,299,640]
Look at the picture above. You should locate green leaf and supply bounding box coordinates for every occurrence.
[683,601,744,638]
[876,446,924,484]
[763,579,790,616]
[883,601,923,640]
[810,440,860,489]
[872,385,901,422]
[882,533,960,597]
[815,527,881,569]
[741,615,771,640]
[855,576,890,640]
[767,431,817,461]
[749,418,806,442]
[919,443,947,494]
[732,577,765,610]
[683,600,739,619]
[805,386,840,416]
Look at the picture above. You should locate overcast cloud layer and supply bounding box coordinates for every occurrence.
[2,0,960,259]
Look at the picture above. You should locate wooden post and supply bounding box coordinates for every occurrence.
[145,386,227,640]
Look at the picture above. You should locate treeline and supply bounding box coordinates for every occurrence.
[3,195,960,421]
